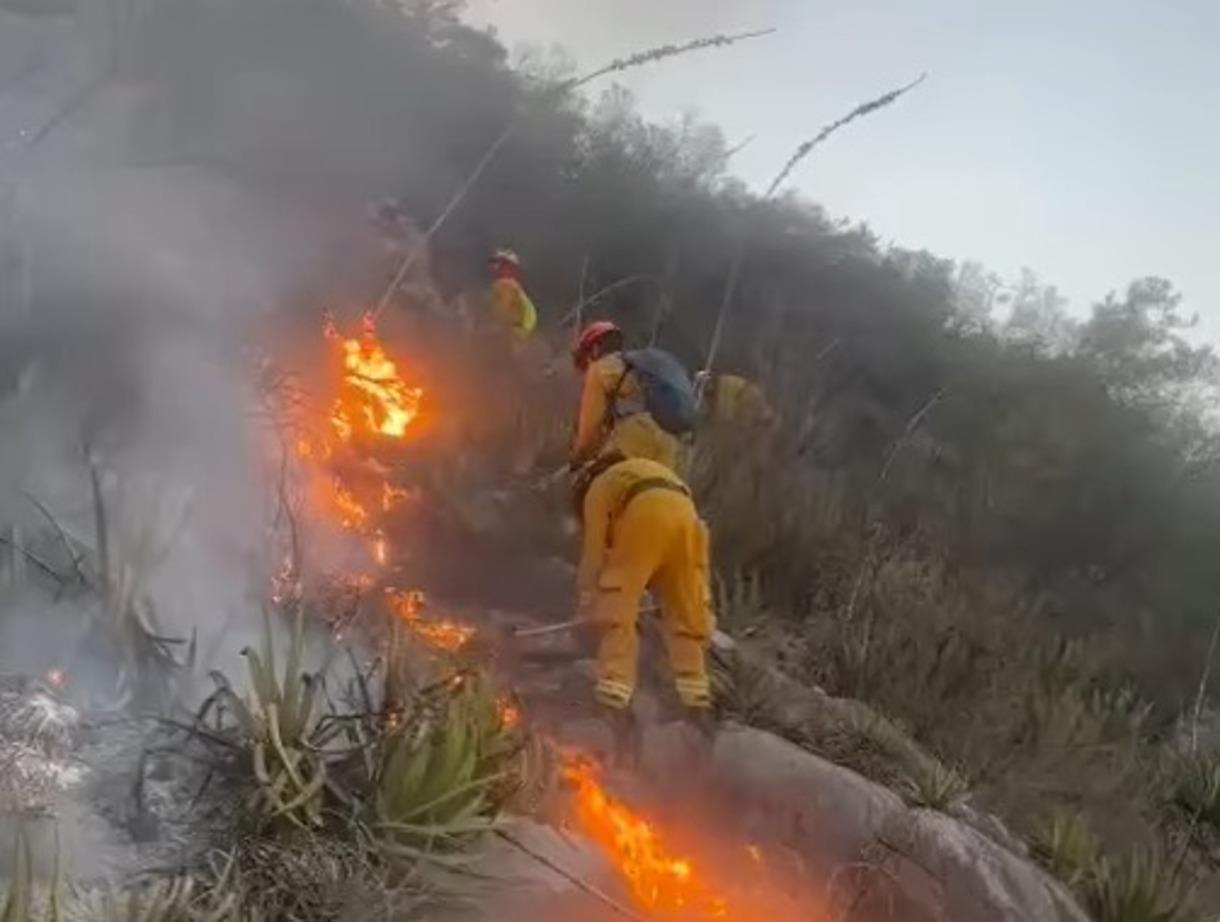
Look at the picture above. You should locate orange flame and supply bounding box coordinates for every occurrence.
[562,755,727,917]
[332,480,369,530]
[286,314,424,566]
[327,314,422,442]
[386,589,475,652]
[382,483,414,512]
[497,695,521,730]
[561,755,809,920]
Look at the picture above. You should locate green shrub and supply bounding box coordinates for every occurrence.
[368,674,520,865]
[1164,753,1220,828]
[1081,847,1194,922]
[900,760,970,811]
[1030,811,1101,888]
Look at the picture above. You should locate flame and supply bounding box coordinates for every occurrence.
[561,755,809,920]
[562,755,726,917]
[382,483,414,512]
[386,589,475,652]
[268,311,812,922]
[286,314,424,571]
[45,669,66,689]
[497,695,521,730]
[332,480,369,530]
[327,314,422,442]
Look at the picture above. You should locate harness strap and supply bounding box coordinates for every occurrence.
[572,451,627,520]
[606,359,647,425]
[617,477,690,517]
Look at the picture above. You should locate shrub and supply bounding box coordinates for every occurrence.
[1081,847,1194,922]
[1030,811,1101,888]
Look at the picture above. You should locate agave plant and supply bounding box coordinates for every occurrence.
[900,758,970,812]
[1081,847,1194,922]
[197,607,329,832]
[367,674,520,866]
[1030,811,1101,888]
[73,874,247,922]
[0,825,34,922]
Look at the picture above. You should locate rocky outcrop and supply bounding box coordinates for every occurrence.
[700,726,1089,922]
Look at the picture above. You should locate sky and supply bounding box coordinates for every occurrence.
[467,0,1220,336]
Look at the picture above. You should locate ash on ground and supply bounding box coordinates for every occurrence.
[0,675,233,883]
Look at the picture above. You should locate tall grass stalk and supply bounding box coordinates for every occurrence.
[372,28,775,321]
[1188,608,1220,754]
[764,73,927,199]
[564,29,775,91]
[703,73,927,374]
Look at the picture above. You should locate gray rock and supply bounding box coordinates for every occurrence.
[870,809,1090,922]
[454,819,624,922]
[706,726,1089,922]
[711,725,906,875]
[555,717,614,762]
[469,818,611,895]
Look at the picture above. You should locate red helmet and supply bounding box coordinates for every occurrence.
[572,321,622,370]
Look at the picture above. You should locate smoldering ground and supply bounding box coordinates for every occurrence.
[0,148,388,880]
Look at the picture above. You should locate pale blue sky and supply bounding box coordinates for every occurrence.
[468,0,1220,336]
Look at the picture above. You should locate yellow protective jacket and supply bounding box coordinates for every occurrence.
[707,374,775,427]
[490,277,538,339]
[571,353,681,472]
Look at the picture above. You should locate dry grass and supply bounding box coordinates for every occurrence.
[1,835,438,921]
[697,423,1212,910]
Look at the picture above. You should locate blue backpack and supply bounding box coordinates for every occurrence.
[611,348,697,436]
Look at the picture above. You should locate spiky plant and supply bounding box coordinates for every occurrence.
[0,825,33,922]
[1164,752,1220,828]
[198,606,328,832]
[1030,811,1101,888]
[1081,847,1194,922]
[367,674,521,866]
[900,759,970,811]
[73,874,247,922]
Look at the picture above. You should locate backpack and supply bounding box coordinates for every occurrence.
[611,348,697,436]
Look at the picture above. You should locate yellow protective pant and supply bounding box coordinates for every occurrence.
[591,488,714,711]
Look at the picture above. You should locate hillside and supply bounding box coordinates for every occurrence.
[1,1,1220,919]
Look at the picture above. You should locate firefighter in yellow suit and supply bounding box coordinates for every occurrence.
[577,456,714,729]
[695,370,775,428]
[488,249,537,342]
[569,321,681,473]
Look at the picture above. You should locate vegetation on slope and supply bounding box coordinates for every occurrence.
[8,0,1220,917]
